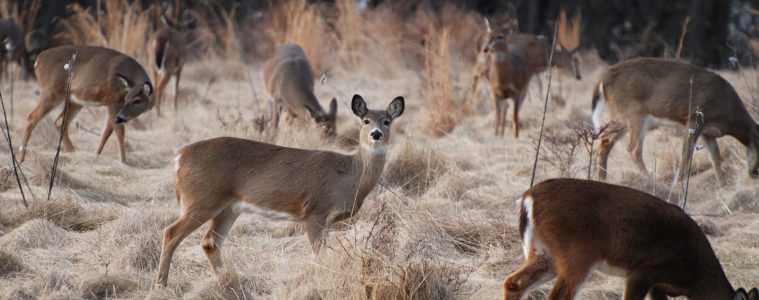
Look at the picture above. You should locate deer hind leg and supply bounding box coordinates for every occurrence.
[173,68,182,112]
[19,92,62,162]
[622,272,655,300]
[512,92,526,138]
[155,72,171,117]
[96,103,119,157]
[156,206,216,287]
[546,251,595,300]
[626,115,650,174]
[704,136,726,187]
[503,254,555,300]
[54,103,82,152]
[305,214,329,253]
[201,206,240,277]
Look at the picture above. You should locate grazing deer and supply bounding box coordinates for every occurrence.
[0,18,25,80]
[479,10,582,137]
[592,57,759,186]
[504,178,759,300]
[155,94,404,286]
[264,43,337,136]
[150,11,195,116]
[19,45,155,164]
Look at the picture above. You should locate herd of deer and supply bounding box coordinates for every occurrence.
[1,6,758,300]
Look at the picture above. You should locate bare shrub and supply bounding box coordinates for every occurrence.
[537,128,581,178]
[79,274,137,300]
[423,26,457,135]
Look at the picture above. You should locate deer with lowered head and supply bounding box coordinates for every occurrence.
[477,10,582,137]
[150,9,196,116]
[503,178,759,300]
[264,43,337,136]
[155,94,404,287]
[19,45,155,164]
[592,57,759,186]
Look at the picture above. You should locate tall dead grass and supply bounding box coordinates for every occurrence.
[423,26,458,135]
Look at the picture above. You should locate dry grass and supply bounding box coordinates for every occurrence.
[0,1,757,299]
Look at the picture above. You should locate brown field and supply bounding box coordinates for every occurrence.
[0,1,758,299]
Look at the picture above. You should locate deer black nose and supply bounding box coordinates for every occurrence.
[114,116,126,124]
[370,130,383,141]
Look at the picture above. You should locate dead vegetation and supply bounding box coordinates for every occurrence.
[0,1,757,299]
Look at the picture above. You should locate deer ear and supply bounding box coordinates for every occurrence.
[184,18,197,30]
[351,94,367,118]
[732,288,748,300]
[117,75,131,90]
[387,96,404,120]
[329,98,337,117]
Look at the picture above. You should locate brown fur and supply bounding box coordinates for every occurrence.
[155,95,404,287]
[19,45,154,164]
[264,44,337,136]
[150,23,187,116]
[503,178,755,300]
[593,57,759,185]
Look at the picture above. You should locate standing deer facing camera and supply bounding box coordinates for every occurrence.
[150,10,195,116]
[19,45,154,164]
[264,43,337,136]
[503,178,759,300]
[482,10,582,137]
[592,57,759,186]
[155,94,404,287]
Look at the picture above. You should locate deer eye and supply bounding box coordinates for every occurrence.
[383,120,390,126]
[363,119,370,125]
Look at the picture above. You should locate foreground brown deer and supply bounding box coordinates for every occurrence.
[479,10,582,137]
[264,43,337,136]
[150,11,195,116]
[592,57,759,186]
[19,45,154,164]
[155,94,404,286]
[503,178,758,300]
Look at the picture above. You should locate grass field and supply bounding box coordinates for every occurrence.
[0,1,758,299]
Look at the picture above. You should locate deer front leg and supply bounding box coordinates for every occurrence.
[677,124,704,183]
[96,104,120,157]
[19,92,61,162]
[173,68,182,111]
[54,103,83,152]
[305,214,329,253]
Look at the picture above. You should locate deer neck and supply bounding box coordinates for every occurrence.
[349,143,388,209]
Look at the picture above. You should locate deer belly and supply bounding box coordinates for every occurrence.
[647,114,684,129]
[232,201,296,221]
[593,260,627,277]
[69,94,100,107]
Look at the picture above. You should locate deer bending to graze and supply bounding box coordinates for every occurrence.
[150,11,195,116]
[503,178,759,300]
[592,57,759,186]
[478,10,582,137]
[264,43,337,136]
[155,94,404,286]
[19,45,155,164]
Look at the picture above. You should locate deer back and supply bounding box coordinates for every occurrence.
[152,27,186,73]
[264,44,323,115]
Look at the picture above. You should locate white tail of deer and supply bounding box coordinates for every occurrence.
[473,10,582,137]
[504,178,758,300]
[155,94,404,287]
[592,57,759,186]
[150,10,196,116]
[19,45,155,164]
[264,43,337,136]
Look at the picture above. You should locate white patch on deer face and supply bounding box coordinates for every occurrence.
[232,202,295,221]
[492,51,506,63]
[362,143,388,154]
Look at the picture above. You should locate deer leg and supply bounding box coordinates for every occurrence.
[19,93,61,162]
[503,254,555,300]
[546,250,595,300]
[305,214,329,253]
[622,273,654,300]
[156,207,217,287]
[54,103,82,152]
[155,72,170,117]
[512,92,526,138]
[114,122,126,164]
[96,104,119,156]
[493,96,502,137]
[704,136,726,187]
[626,115,650,174]
[173,68,182,111]
[201,206,240,276]
[648,287,668,300]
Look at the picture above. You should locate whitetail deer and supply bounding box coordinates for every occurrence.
[264,43,337,136]
[477,10,582,137]
[155,94,404,286]
[150,10,195,116]
[0,18,25,80]
[592,57,759,186]
[503,178,759,300]
[19,45,155,164]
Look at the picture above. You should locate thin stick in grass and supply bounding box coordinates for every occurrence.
[682,108,704,212]
[47,52,76,201]
[530,21,558,188]
[0,90,27,208]
[675,16,690,60]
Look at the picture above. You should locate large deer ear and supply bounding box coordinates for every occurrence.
[387,96,404,120]
[351,94,367,118]
[184,18,197,30]
[484,18,492,34]
[732,288,748,300]
[143,83,152,96]
[117,75,131,91]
